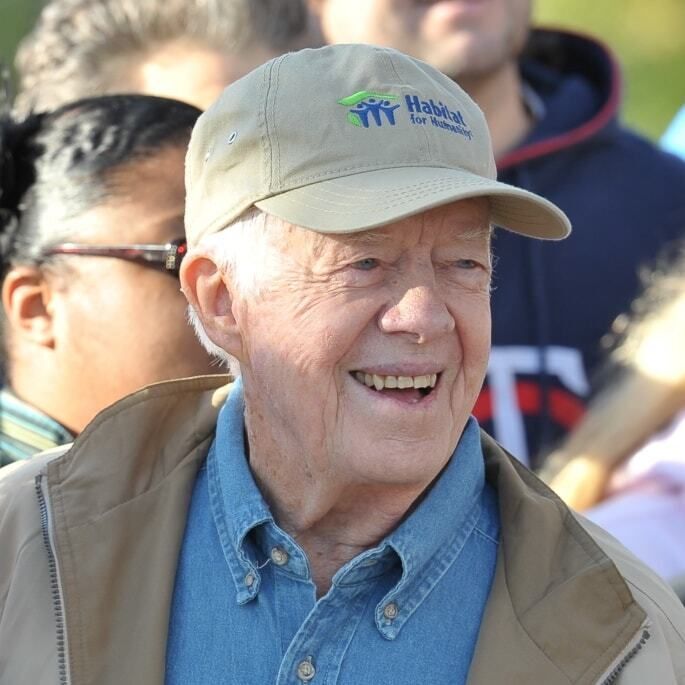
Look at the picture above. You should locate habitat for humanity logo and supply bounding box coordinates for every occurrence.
[405,94,473,139]
[337,91,400,128]
[338,89,473,140]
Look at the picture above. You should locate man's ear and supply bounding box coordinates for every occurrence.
[1,266,56,348]
[180,252,243,359]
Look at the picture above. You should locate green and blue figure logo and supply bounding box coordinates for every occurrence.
[338,91,400,128]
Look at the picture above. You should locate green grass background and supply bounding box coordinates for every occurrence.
[0,0,683,139]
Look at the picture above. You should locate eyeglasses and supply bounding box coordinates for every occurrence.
[41,238,188,278]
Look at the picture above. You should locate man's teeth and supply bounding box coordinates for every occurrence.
[354,372,438,391]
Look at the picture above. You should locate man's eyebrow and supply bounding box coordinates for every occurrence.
[449,223,493,242]
[344,231,397,246]
[394,222,488,244]
[307,230,392,257]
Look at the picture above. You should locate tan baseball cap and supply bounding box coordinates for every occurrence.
[185,44,571,246]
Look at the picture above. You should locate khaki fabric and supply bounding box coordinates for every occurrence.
[185,44,571,244]
[1,376,684,684]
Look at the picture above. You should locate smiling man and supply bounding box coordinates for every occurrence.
[1,44,684,684]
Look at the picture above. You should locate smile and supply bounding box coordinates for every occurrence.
[351,371,440,402]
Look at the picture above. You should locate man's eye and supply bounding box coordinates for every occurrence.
[351,258,379,271]
[455,259,478,269]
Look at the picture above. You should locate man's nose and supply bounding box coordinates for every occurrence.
[379,283,455,344]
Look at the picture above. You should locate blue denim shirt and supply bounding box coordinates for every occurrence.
[166,381,500,684]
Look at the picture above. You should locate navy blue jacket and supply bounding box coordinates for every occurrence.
[475,29,685,465]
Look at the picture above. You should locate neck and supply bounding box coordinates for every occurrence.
[244,404,427,596]
[460,62,533,158]
[10,351,81,434]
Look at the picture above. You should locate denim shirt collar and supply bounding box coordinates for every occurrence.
[209,379,487,637]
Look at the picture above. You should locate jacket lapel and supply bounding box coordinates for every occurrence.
[46,376,229,685]
[468,433,645,685]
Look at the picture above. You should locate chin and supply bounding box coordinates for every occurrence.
[350,440,453,487]
[429,38,505,80]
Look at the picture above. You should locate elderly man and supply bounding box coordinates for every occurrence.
[1,45,684,684]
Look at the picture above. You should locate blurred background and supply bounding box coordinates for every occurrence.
[0,0,683,139]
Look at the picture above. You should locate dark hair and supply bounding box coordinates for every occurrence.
[0,93,201,273]
[15,0,315,113]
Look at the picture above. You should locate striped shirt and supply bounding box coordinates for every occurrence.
[0,389,74,467]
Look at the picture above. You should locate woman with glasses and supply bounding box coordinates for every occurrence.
[0,94,216,466]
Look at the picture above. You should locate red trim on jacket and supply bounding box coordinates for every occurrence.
[498,29,623,171]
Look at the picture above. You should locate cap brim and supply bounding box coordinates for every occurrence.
[255,166,571,239]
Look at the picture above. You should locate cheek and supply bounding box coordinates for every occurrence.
[453,297,491,371]
[240,293,373,382]
[60,276,126,340]
[62,271,189,355]
[244,316,344,378]
[495,0,531,46]
[128,280,209,370]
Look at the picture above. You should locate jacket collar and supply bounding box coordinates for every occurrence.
[43,377,644,685]
[468,432,646,685]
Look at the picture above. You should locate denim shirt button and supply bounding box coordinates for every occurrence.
[244,572,256,588]
[296,657,316,682]
[270,546,289,566]
[383,602,399,620]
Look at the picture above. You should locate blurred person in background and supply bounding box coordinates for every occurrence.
[13,0,319,113]
[308,0,685,466]
[543,243,685,586]
[0,94,214,466]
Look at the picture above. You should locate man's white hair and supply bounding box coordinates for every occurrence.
[186,207,286,376]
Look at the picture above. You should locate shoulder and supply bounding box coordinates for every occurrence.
[0,444,70,548]
[610,126,685,178]
[558,124,685,194]
[577,514,685,645]
[0,449,68,678]
[539,125,685,243]
[584,125,685,205]
[482,432,685,631]
[0,446,69,613]
[0,443,70,501]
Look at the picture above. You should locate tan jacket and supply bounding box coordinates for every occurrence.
[1,376,684,684]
